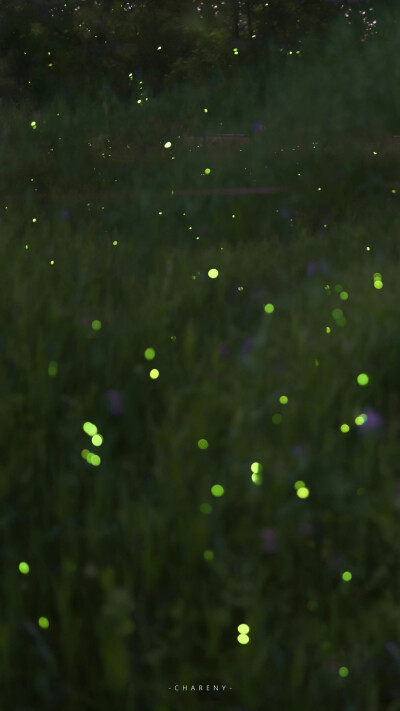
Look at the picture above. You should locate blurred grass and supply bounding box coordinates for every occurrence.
[2,6,400,711]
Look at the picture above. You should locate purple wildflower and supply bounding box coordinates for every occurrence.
[260,528,278,553]
[298,521,315,537]
[240,337,254,358]
[357,407,383,433]
[292,444,306,458]
[59,208,71,221]
[306,260,329,276]
[105,389,124,416]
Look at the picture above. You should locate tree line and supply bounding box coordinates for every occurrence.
[0,0,385,107]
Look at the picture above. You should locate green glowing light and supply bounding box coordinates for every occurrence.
[91,320,102,331]
[200,503,212,514]
[338,666,349,678]
[334,284,343,292]
[264,303,274,314]
[38,617,49,629]
[164,141,172,148]
[48,361,58,376]
[332,309,343,319]
[237,634,249,644]
[203,550,214,561]
[211,484,224,497]
[340,291,348,300]
[19,562,30,574]
[149,369,159,379]
[297,487,310,499]
[208,268,219,278]
[144,347,156,360]
[198,439,209,450]
[204,168,211,174]
[326,326,331,334]
[90,454,101,466]
[279,395,288,404]
[251,473,263,485]
[373,273,381,280]
[81,449,89,460]
[340,424,350,433]
[237,623,250,634]
[374,280,383,289]
[272,413,282,425]
[113,240,118,246]
[83,422,97,436]
[342,571,352,581]
[251,462,263,473]
[92,434,103,447]
[30,121,37,129]
[294,480,305,490]
[355,414,368,425]
[357,373,369,386]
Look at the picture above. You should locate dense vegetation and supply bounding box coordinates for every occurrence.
[1,3,400,710]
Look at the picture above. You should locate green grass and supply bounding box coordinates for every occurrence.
[2,8,400,711]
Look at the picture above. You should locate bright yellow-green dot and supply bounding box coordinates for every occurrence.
[200,503,212,514]
[32,218,37,222]
[272,413,282,425]
[251,462,263,473]
[31,121,37,128]
[315,359,319,366]
[113,240,118,246]
[340,424,350,433]
[211,484,224,497]
[355,414,368,425]
[203,550,214,561]
[164,141,172,148]
[144,347,156,360]
[366,246,370,251]
[294,480,305,490]
[373,273,381,280]
[326,326,331,334]
[297,487,310,499]
[339,291,348,300]
[317,187,322,191]
[204,168,211,174]
[279,395,288,404]
[251,473,263,484]
[198,439,209,450]
[81,449,90,460]
[83,421,97,436]
[90,454,101,466]
[92,434,103,447]
[91,320,102,331]
[38,617,49,629]
[357,373,369,386]
[19,562,30,574]
[342,571,352,581]
[48,361,58,376]
[237,634,249,644]
[87,452,93,464]
[208,268,219,278]
[392,189,397,194]
[338,666,349,678]
[50,260,54,265]
[264,303,274,313]
[149,369,159,379]
[204,108,208,112]
[25,244,29,249]
[332,309,343,319]
[374,280,383,289]
[237,286,243,291]
[334,284,343,292]
[237,623,250,634]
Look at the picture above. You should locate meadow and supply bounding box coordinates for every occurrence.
[1,7,400,710]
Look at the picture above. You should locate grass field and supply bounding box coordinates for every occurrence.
[1,7,400,711]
